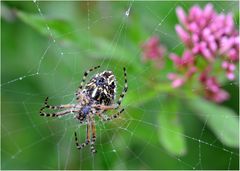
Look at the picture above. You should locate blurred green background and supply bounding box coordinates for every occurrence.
[1,1,239,170]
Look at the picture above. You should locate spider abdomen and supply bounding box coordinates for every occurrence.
[84,71,117,106]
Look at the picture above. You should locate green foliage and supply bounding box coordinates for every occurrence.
[158,97,186,155]
[17,10,78,43]
[188,97,239,148]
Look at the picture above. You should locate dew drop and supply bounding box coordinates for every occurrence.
[125,8,130,17]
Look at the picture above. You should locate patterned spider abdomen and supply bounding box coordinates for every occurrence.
[84,71,117,106]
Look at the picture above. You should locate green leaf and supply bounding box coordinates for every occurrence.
[188,97,239,148]
[124,83,174,106]
[158,97,187,155]
[16,10,78,42]
[87,38,143,72]
[16,10,143,72]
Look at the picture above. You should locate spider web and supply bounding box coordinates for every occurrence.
[1,1,239,170]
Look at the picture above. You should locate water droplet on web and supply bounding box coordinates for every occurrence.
[19,77,22,80]
[125,8,130,17]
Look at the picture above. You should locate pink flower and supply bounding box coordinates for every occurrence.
[221,61,236,80]
[167,73,185,88]
[141,36,165,68]
[219,35,239,62]
[175,25,191,46]
[176,4,239,63]
[168,50,196,88]
[170,50,195,69]
[199,71,229,103]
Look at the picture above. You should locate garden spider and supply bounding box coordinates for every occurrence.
[40,66,128,153]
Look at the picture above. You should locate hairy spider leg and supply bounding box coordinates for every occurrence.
[40,108,78,117]
[75,118,91,150]
[76,65,100,100]
[116,67,128,107]
[90,120,97,153]
[42,97,75,110]
[40,97,76,117]
[98,108,125,122]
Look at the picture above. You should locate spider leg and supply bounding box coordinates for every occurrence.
[40,108,77,117]
[115,67,128,108]
[41,97,75,110]
[90,120,97,153]
[74,121,91,150]
[92,104,116,110]
[75,66,100,100]
[98,108,125,122]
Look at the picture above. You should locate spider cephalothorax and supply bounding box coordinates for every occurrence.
[40,66,128,153]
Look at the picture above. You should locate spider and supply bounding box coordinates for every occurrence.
[39,66,128,153]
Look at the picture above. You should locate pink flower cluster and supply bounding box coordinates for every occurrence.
[168,4,239,103]
[168,51,231,103]
[141,36,165,68]
[175,4,239,80]
[141,4,238,103]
